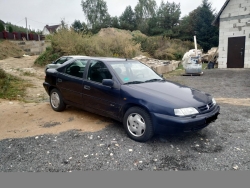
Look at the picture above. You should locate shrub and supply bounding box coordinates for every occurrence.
[35,29,142,66]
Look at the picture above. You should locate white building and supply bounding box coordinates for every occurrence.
[212,0,250,68]
[42,24,62,35]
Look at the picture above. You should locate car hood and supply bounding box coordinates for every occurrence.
[124,81,211,108]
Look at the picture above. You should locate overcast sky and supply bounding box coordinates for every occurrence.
[0,0,226,31]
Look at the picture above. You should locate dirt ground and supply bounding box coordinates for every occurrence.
[0,56,112,140]
[0,56,249,140]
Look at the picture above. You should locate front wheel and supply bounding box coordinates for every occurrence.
[50,88,66,112]
[123,107,154,142]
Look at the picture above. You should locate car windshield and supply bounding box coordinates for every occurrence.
[109,61,163,84]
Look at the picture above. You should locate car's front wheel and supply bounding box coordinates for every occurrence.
[50,88,66,112]
[123,107,154,142]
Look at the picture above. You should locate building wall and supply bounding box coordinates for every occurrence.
[218,0,250,68]
[42,28,50,35]
[10,41,51,55]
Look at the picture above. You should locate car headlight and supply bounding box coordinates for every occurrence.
[212,98,216,105]
[174,107,199,116]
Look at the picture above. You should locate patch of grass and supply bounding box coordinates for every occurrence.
[0,40,24,60]
[23,71,35,77]
[0,68,31,100]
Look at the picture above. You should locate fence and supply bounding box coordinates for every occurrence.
[0,31,45,41]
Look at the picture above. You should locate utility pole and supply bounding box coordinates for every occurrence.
[25,17,29,40]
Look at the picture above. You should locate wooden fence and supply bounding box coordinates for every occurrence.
[0,31,45,41]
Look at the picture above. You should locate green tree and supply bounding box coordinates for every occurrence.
[119,6,136,31]
[8,25,13,33]
[178,0,218,51]
[196,0,219,51]
[148,1,181,37]
[0,22,4,32]
[81,0,110,32]
[110,16,120,29]
[72,20,88,33]
[134,0,157,34]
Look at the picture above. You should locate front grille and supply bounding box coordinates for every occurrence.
[198,102,214,113]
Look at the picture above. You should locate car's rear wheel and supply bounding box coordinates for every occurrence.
[50,88,66,112]
[123,107,154,142]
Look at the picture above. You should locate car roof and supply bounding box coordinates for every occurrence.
[68,56,136,62]
[63,55,89,58]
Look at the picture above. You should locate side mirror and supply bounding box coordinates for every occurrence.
[102,79,114,87]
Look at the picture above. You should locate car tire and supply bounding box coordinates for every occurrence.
[50,88,66,112]
[123,107,154,142]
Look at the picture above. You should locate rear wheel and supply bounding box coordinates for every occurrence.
[123,107,154,142]
[50,89,66,112]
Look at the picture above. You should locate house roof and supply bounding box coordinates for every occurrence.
[212,0,231,26]
[45,24,61,33]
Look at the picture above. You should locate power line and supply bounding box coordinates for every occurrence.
[13,18,25,25]
[27,18,61,25]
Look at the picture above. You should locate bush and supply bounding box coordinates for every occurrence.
[35,29,142,65]
[0,68,7,79]
[133,35,196,60]
[0,68,28,100]
[35,28,198,66]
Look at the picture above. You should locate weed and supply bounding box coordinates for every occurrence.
[23,71,35,77]
[0,68,30,100]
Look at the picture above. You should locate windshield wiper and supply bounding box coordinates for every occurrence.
[124,81,144,85]
[144,79,164,83]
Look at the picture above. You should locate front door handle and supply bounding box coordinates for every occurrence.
[84,85,90,90]
[58,78,62,82]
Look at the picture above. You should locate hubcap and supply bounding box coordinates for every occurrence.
[127,113,146,137]
[51,92,60,109]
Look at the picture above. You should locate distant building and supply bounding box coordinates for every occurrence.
[42,24,62,35]
[212,0,250,68]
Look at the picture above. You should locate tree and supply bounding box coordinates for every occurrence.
[148,1,181,37]
[178,0,218,51]
[72,20,88,33]
[110,16,120,29]
[119,6,136,31]
[0,22,4,32]
[134,0,157,34]
[8,25,13,33]
[81,0,110,31]
[195,0,219,51]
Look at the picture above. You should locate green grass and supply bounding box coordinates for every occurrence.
[0,68,31,100]
[22,71,35,77]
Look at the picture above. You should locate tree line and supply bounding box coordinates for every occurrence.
[72,0,219,52]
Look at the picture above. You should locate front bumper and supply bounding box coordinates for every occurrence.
[151,105,220,134]
[43,82,50,95]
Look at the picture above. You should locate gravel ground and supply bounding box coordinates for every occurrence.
[1,69,250,171]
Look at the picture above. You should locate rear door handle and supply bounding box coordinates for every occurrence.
[58,78,62,82]
[84,85,90,90]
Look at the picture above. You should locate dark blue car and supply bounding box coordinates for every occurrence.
[43,57,220,142]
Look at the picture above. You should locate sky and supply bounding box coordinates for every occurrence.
[0,0,226,31]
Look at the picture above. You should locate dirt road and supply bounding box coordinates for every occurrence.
[0,56,112,140]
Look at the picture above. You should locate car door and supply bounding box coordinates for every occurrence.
[83,60,121,118]
[56,59,88,104]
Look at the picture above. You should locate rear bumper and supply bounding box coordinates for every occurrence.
[151,105,220,134]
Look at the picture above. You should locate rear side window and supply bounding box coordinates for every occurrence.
[62,59,88,78]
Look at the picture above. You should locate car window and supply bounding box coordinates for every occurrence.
[87,61,112,83]
[66,57,73,61]
[110,61,162,83]
[63,59,88,78]
[54,57,68,65]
